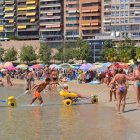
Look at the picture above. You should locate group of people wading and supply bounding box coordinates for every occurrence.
[108,62,140,114]
[2,61,140,114]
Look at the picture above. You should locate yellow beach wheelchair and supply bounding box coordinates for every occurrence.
[60,90,98,106]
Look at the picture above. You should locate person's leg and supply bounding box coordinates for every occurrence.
[117,92,122,113]
[114,91,117,100]
[121,91,127,113]
[30,97,37,104]
[109,90,112,101]
[138,87,140,105]
[38,96,43,104]
[134,85,140,107]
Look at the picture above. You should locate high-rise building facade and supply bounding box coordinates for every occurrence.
[102,0,111,35]
[64,0,102,40]
[102,0,140,39]
[16,0,39,39]
[111,0,140,39]
[64,0,80,40]
[0,0,16,38]
[39,0,63,41]
[79,0,101,39]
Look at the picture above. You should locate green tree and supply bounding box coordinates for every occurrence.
[118,48,131,62]
[135,48,140,60]
[4,47,17,62]
[20,45,37,64]
[76,38,93,63]
[103,48,118,62]
[103,40,115,48]
[0,48,4,62]
[54,42,74,63]
[117,38,135,48]
[39,43,52,64]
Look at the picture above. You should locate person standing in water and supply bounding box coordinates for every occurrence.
[133,64,140,107]
[6,70,13,86]
[26,69,33,91]
[30,78,59,105]
[109,69,130,114]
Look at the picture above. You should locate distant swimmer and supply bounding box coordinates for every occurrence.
[30,78,59,105]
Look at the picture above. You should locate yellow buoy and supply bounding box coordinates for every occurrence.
[8,96,16,107]
[91,96,98,104]
[63,99,73,106]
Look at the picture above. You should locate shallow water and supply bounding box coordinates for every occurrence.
[0,87,140,140]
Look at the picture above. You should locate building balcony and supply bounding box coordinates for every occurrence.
[81,6,100,11]
[40,34,62,38]
[17,35,39,39]
[81,26,100,30]
[40,10,61,13]
[40,16,61,19]
[40,4,61,8]
[40,22,61,25]
[40,0,60,2]
[40,28,61,31]
[18,28,39,32]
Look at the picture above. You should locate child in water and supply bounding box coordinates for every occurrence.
[109,83,117,102]
[60,84,90,99]
[30,78,59,105]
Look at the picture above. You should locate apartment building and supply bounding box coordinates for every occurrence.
[111,0,140,39]
[16,0,39,39]
[79,0,101,39]
[101,0,111,34]
[0,0,16,38]
[64,0,80,40]
[39,0,63,41]
[64,0,102,40]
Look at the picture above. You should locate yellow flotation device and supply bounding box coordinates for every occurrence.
[91,95,98,104]
[60,90,78,98]
[8,96,16,107]
[63,99,73,106]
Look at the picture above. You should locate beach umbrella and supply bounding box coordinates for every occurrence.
[31,64,44,69]
[72,64,81,70]
[90,63,103,71]
[79,63,92,71]
[0,63,4,69]
[0,68,6,72]
[60,63,73,70]
[16,64,28,69]
[50,64,61,69]
[4,62,13,68]
[103,62,112,67]
[7,65,16,71]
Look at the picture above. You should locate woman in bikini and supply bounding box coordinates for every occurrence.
[133,64,140,107]
[110,69,129,114]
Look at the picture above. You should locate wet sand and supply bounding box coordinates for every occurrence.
[1,78,140,139]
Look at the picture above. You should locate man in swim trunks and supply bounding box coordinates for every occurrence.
[133,64,140,107]
[26,69,33,91]
[30,78,59,105]
[109,69,131,114]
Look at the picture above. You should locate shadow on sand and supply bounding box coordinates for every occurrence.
[124,108,138,113]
